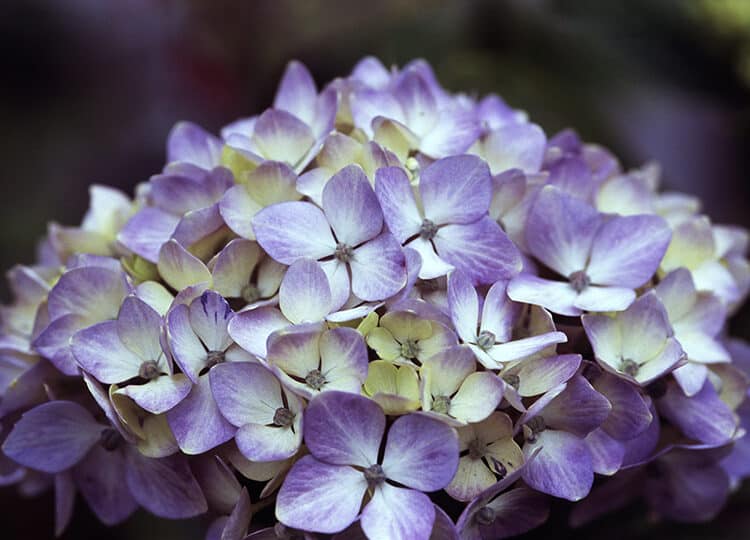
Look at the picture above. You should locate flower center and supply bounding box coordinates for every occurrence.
[502,373,520,389]
[419,219,438,241]
[305,369,326,391]
[432,395,451,415]
[620,358,639,377]
[334,242,354,263]
[568,270,591,293]
[363,463,386,488]
[400,338,420,360]
[468,438,485,460]
[138,360,160,380]
[525,415,546,443]
[476,505,497,526]
[99,428,123,452]
[241,283,260,303]
[476,330,496,351]
[273,407,294,427]
[205,350,226,369]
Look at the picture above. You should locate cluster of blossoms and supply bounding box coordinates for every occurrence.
[1,57,749,540]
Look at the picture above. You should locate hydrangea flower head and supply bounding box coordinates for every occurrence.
[0,57,748,539]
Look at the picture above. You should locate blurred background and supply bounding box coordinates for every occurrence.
[1,0,749,538]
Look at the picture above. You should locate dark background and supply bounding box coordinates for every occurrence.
[1,0,749,538]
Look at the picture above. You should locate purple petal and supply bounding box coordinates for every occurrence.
[157,239,212,291]
[658,380,737,446]
[71,321,142,383]
[303,391,384,468]
[420,155,491,225]
[47,265,128,321]
[482,123,546,174]
[350,233,407,301]
[274,61,317,124]
[460,487,550,540]
[573,285,635,313]
[116,374,192,415]
[219,184,262,240]
[167,121,222,169]
[374,166,423,243]
[167,303,207,382]
[189,290,234,352]
[276,455,367,534]
[236,421,302,462]
[486,332,568,365]
[673,363,709,397]
[252,109,314,165]
[117,296,163,363]
[170,204,226,251]
[320,259,351,311]
[322,165,383,246]
[227,307,289,359]
[360,484,435,540]
[2,401,101,473]
[507,274,580,316]
[382,413,459,491]
[393,69,438,135]
[166,375,236,454]
[447,270,480,343]
[350,89,405,137]
[408,237,455,280]
[73,444,137,525]
[515,354,582,397]
[542,375,611,436]
[585,428,625,475]
[253,201,336,264]
[420,106,480,158]
[117,207,179,263]
[280,258,332,324]
[587,214,671,288]
[522,430,593,501]
[211,239,261,297]
[210,362,284,426]
[592,373,653,440]
[524,186,601,276]
[479,280,516,341]
[150,172,219,215]
[125,450,208,519]
[435,217,522,285]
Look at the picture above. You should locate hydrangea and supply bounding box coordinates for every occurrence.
[0,57,749,540]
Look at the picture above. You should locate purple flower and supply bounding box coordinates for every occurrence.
[71,296,191,414]
[516,376,611,500]
[508,185,671,315]
[447,270,566,369]
[253,164,407,309]
[375,155,521,284]
[276,391,459,539]
[165,290,254,454]
[2,400,207,522]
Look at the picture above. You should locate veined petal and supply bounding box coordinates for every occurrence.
[374,166,422,243]
[276,455,367,534]
[573,285,635,313]
[251,109,314,166]
[118,207,179,263]
[449,372,504,424]
[408,238,454,280]
[274,60,317,125]
[279,258,332,324]
[420,155,491,225]
[382,413,459,491]
[350,233,407,301]
[587,214,671,288]
[447,270,480,343]
[322,165,383,246]
[167,121,222,169]
[157,240,211,291]
[167,303,207,382]
[253,201,336,264]
[360,484,435,540]
[72,321,143,383]
[210,362,283,426]
[482,123,546,174]
[522,430,593,501]
[227,307,289,359]
[219,184,263,240]
[211,239,261,298]
[117,296,163,363]
[116,374,192,415]
[435,218,522,285]
[507,274,580,316]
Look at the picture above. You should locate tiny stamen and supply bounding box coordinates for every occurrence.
[432,395,451,415]
[206,350,226,369]
[475,505,496,526]
[138,360,160,380]
[620,358,639,377]
[334,243,354,263]
[476,330,496,351]
[502,373,520,389]
[400,338,420,360]
[305,369,326,391]
[363,463,386,488]
[568,270,591,293]
[419,219,438,241]
[100,428,123,452]
[241,283,260,303]
[273,407,294,427]
[525,415,546,443]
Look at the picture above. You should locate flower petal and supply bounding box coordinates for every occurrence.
[360,484,435,540]
[189,290,234,352]
[350,233,407,301]
[210,362,283,426]
[322,165,383,246]
[374,166,422,243]
[252,201,336,264]
[118,207,179,263]
[303,391,384,468]
[276,455,367,534]
[72,321,143,383]
[116,374,192,415]
[447,270,480,343]
[420,155,491,225]
[449,372,504,424]
[382,413,459,491]
[279,259,332,324]
[522,430,593,501]
[227,307,290,359]
[507,274,580,316]
[157,240,211,291]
